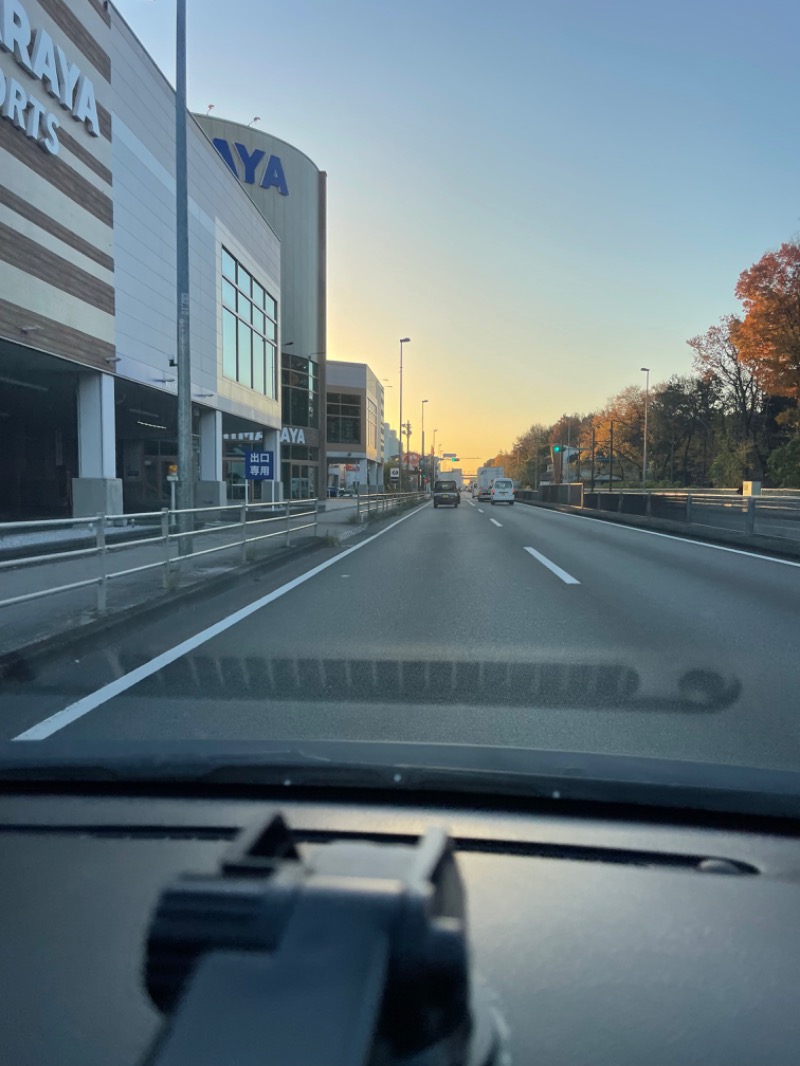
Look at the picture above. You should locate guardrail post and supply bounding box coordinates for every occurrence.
[286,500,292,546]
[745,496,756,534]
[645,492,652,517]
[685,493,693,524]
[161,508,171,588]
[240,501,249,563]
[95,512,107,614]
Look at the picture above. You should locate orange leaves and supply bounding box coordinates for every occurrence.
[734,241,800,399]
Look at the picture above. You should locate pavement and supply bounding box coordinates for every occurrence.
[3,494,800,773]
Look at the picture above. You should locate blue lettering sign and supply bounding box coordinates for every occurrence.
[235,142,265,184]
[211,137,289,196]
[245,450,274,480]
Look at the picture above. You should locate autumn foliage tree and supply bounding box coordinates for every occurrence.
[733,241,800,399]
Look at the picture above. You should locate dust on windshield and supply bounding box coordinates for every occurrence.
[1,0,800,789]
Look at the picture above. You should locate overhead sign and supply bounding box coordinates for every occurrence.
[212,138,289,196]
[443,453,457,458]
[245,450,274,480]
[0,0,101,156]
[280,426,306,445]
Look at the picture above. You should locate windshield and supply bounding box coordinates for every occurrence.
[2,0,800,812]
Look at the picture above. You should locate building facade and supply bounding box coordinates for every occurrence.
[196,115,327,501]
[326,361,384,493]
[0,0,283,519]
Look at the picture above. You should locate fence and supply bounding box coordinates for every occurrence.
[575,490,800,542]
[0,490,427,620]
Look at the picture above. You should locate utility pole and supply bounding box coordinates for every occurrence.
[175,0,193,521]
[609,421,614,490]
[590,425,596,491]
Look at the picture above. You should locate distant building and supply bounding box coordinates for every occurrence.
[326,362,385,493]
[383,423,401,462]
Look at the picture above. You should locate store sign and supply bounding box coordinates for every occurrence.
[224,431,263,442]
[212,138,289,196]
[0,0,100,156]
[280,426,305,445]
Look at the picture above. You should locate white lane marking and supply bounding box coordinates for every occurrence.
[467,500,476,507]
[523,546,580,585]
[490,518,503,527]
[477,508,484,513]
[526,506,800,569]
[14,501,431,742]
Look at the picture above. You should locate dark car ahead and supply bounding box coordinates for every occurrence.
[433,479,460,508]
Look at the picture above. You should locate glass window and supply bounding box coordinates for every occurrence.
[266,342,276,398]
[237,320,252,387]
[265,294,277,320]
[253,337,265,394]
[222,309,237,380]
[221,247,279,395]
[236,265,251,298]
[222,248,236,281]
[222,279,237,310]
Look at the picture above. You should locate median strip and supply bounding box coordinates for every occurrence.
[523,546,580,585]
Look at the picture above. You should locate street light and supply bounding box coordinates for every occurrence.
[399,338,410,479]
[641,366,650,488]
[420,400,428,486]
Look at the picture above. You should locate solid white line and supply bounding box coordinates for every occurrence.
[13,501,431,742]
[527,506,800,569]
[490,518,503,527]
[523,546,580,585]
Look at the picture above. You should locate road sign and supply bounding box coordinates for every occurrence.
[389,468,400,480]
[443,452,457,458]
[245,450,275,480]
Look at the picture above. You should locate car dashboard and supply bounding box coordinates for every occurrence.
[1,783,798,1065]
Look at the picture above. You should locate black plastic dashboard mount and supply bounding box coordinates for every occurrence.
[143,814,499,1066]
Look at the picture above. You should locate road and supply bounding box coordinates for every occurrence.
[4,497,800,772]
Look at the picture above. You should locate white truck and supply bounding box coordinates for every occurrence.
[474,465,504,500]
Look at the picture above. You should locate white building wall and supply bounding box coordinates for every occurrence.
[107,14,281,430]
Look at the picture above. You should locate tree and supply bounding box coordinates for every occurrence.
[733,241,800,399]
[592,388,645,483]
[687,316,767,480]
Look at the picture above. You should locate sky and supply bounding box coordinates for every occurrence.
[115,0,800,462]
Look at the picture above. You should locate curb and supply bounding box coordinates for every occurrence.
[515,498,800,560]
[0,538,325,675]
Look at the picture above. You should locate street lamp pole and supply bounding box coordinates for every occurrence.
[420,399,428,487]
[175,0,193,517]
[399,338,410,483]
[641,366,650,488]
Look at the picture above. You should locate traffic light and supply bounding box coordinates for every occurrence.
[553,444,562,453]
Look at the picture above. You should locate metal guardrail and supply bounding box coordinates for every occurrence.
[0,499,320,615]
[575,490,800,542]
[0,491,427,617]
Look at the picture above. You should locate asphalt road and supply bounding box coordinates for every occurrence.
[4,497,800,771]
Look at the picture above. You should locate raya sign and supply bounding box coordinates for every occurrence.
[0,0,100,156]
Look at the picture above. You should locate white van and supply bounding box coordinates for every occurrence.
[490,477,515,505]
